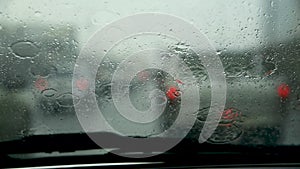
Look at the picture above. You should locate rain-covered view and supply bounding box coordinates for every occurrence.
[0,0,300,152]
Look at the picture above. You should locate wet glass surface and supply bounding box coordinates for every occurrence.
[0,0,299,147]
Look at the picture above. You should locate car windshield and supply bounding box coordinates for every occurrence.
[0,0,300,159]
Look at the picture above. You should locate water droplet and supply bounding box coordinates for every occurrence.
[207,124,243,144]
[189,63,208,81]
[56,93,79,107]
[10,41,40,59]
[30,64,57,77]
[171,42,190,54]
[34,11,41,17]
[41,88,57,97]
[247,17,254,22]
[197,107,243,124]
[225,64,244,77]
[196,107,210,122]
[270,1,274,7]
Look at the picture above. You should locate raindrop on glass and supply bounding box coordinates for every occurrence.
[56,93,79,107]
[10,41,40,59]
